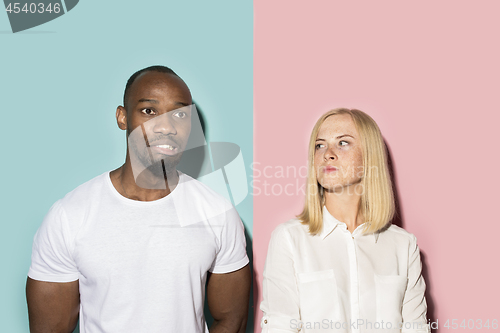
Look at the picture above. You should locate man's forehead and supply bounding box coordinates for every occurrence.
[133,71,184,90]
[129,71,191,102]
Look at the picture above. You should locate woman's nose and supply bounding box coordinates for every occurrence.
[324,147,337,160]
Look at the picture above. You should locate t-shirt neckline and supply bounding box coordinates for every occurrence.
[104,170,184,206]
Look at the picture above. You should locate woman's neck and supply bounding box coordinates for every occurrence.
[324,183,364,233]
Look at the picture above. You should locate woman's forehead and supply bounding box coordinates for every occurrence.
[317,114,358,138]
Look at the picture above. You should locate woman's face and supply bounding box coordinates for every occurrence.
[314,114,364,192]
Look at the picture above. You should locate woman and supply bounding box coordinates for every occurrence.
[260,108,428,333]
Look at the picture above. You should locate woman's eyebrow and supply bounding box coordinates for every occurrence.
[336,134,354,139]
[316,134,354,141]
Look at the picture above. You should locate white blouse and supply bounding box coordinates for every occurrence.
[260,206,429,333]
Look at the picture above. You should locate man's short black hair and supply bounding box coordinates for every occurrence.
[123,65,180,111]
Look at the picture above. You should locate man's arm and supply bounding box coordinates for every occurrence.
[26,277,80,333]
[207,264,251,333]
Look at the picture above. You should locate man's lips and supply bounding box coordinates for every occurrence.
[149,143,179,156]
[148,139,178,148]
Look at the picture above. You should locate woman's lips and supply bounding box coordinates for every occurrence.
[323,166,338,173]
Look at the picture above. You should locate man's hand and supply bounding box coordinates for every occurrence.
[26,277,80,333]
[207,264,251,333]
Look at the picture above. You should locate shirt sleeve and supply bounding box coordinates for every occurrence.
[210,204,249,274]
[401,234,429,333]
[260,225,301,333]
[28,200,79,282]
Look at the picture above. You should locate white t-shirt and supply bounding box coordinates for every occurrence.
[28,171,249,333]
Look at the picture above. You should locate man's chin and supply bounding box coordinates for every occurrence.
[146,157,174,171]
[159,153,183,169]
[135,159,180,189]
[149,153,183,173]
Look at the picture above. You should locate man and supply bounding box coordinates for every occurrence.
[26,66,251,332]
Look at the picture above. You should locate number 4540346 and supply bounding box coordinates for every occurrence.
[443,319,498,329]
[5,3,61,14]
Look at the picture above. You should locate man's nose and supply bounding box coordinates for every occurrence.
[152,114,177,135]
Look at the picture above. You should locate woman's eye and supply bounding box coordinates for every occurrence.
[339,140,349,147]
[141,108,155,115]
[174,111,187,119]
[315,143,325,150]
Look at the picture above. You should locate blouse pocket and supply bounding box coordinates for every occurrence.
[375,274,408,325]
[297,269,341,323]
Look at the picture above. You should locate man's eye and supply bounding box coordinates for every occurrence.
[141,108,156,115]
[174,111,187,119]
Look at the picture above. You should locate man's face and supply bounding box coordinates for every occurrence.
[118,71,192,178]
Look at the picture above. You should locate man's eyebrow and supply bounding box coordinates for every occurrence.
[137,98,159,104]
[137,99,190,107]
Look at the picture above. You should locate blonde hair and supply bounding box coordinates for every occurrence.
[297,108,395,235]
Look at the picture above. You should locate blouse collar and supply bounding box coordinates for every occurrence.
[320,205,380,243]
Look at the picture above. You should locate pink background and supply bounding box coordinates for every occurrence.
[253,1,500,331]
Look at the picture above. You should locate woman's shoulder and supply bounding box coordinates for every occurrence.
[270,218,309,240]
[380,224,419,245]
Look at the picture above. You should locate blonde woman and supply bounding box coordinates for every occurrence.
[260,109,428,333]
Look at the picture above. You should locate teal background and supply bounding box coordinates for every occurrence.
[0,1,253,331]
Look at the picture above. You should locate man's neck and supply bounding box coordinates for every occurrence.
[110,163,179,202]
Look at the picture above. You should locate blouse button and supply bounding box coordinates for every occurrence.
[264,320,268,324]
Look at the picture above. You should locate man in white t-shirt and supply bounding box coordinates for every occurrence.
[26,66,251,333]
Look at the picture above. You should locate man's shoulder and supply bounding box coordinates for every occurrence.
[58,171,109,209]
[175,173,237,226]
[179,172,232,205]
[39,171,109,232]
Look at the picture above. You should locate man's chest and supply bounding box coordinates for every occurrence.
[73,217,220,282]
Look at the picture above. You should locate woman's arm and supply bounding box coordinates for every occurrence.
[260,225,301,333]
[401,234,429,333]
